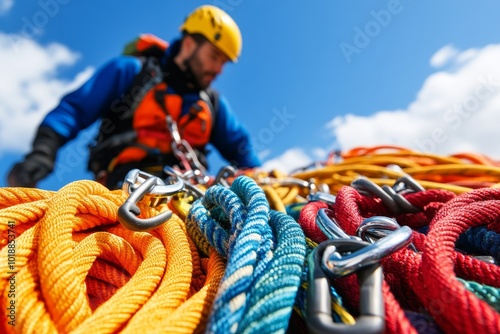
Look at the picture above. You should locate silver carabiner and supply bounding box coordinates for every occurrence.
[316,208,359,240]
[357,216,418,252]
[307,239,385,334]
[351,177,421,215]
[357,216,402,243]
[213,165,237,187]
[122,169,184,199]
[163,166,206,199]
[351,177,400,214]
[118,169,184,231]
[307,192,336,205]
[322,225,413,278]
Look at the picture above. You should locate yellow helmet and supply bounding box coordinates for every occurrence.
[180,5,242,62]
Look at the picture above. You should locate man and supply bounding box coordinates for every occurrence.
[7,5,261,189]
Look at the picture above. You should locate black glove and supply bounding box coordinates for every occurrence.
[7,126,64,187]
[7,152,54,187]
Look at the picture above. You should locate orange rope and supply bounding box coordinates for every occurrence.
[0,180,225,333]
[290,146,500,194]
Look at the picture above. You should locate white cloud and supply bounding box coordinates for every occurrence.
[329,44,500,159]
[312,147,328,161]
[0,33,94,154]
[261,148,313,174]
[0,0,13,15]
[430,44,459,68]
[258,148,272,161]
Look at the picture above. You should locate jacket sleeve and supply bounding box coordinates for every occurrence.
[209,95,261,168]
[40,56,143,143]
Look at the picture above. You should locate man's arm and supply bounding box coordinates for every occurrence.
[41,56,143,141]
[7,56,142,187]
[209,95,261,168]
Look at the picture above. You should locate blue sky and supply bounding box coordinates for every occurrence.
[2,1,500,190]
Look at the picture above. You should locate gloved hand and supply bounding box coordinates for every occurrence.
[7,126,63,187]
[7,152,54,187]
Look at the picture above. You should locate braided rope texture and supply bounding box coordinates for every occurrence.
[188,176,307,334]
[329,184,500,334]
[0,180,225,333]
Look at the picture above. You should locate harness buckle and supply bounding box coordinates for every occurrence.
[118,169,184,231]
[307,239,385,334]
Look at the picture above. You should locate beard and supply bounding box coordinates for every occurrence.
[186,49,217,90]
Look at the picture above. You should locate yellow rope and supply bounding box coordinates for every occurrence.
[0,180,225,333]
[288,147,500,194]
[261,185,287,213]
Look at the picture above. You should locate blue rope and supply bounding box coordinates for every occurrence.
[188,176,307,334]
[456,226,500,261]
[286,202,305,222]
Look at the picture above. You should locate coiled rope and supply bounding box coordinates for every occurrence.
[327,184,500,334]
[188,176,306,334]
[297,194,419,334]
[292,145,500,194]
[0,180,225,333]
[3,144,500,333]
[420,187,500,333]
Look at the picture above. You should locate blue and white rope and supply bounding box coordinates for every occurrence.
[188,176,306,334]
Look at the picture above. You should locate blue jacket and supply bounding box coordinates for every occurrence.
[40,40,261,169]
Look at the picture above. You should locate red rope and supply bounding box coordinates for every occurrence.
[395,189,456,229]
[299,189,420,334]
[297,201,328,242]
[330,186,500,334]
[299,185,500,333]
[420,190,500,333]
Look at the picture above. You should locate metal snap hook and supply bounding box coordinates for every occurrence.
[213,165,237,187]
[307,192,337,205]
[316,208,358,240]
[351,177,400,214]
[307,239,385,334]
[163,166,206,199]
[123,169,184,200]
[351,177,421,215]
[322,225,413,278]
[357,216,419,252]
[356,216,402,242]
[393,174,425,194]
[381,185,420,214]
[118,169,184,231]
